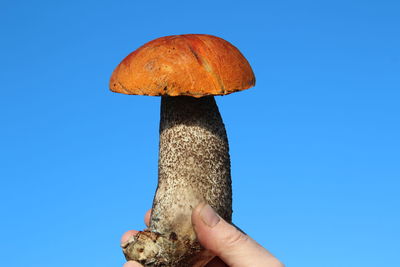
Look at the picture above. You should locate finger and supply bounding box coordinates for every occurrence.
[205,256,228,267]
[144,209,151,227]
[120,230,139,245]
[121,209,151,247]
[192,203,284,267]
[123,261,143,267]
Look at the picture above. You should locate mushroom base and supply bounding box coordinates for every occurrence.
[122,230,214,266]
[123,96,232,266]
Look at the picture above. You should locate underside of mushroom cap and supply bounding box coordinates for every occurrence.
[109,34,255,98]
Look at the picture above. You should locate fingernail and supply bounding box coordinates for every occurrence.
[200,204,220,227]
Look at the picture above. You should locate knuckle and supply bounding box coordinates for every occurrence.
[221,228,249,249]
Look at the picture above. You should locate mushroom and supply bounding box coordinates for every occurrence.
[110,34,255,267]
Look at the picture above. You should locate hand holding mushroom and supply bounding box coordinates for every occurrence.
[110,34,256,267]
[122,204,284,267]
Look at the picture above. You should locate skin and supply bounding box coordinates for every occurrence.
[121,204,285,267]
[122,96,232,266]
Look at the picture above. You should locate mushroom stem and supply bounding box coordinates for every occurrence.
[123,96,232,266]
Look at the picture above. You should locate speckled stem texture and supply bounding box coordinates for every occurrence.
[122,96,232,266]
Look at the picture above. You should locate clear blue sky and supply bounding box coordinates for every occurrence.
[1,0,399,266]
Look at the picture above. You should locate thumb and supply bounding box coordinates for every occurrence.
[192,203,284,267]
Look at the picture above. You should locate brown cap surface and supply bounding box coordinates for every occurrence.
[109,34,255,97]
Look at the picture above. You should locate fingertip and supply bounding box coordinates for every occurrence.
[123,261,143,267]
[120,230,138,245]
[144,209,151,227]
[194,202,207,214]
[192,202,207,227]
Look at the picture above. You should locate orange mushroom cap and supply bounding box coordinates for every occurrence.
[109,34,255,98]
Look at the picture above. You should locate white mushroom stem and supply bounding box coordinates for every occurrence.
[123,96,232,267]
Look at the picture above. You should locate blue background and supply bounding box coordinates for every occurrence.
[1,0,399,266]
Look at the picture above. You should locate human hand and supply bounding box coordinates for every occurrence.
[121,203,284,267]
